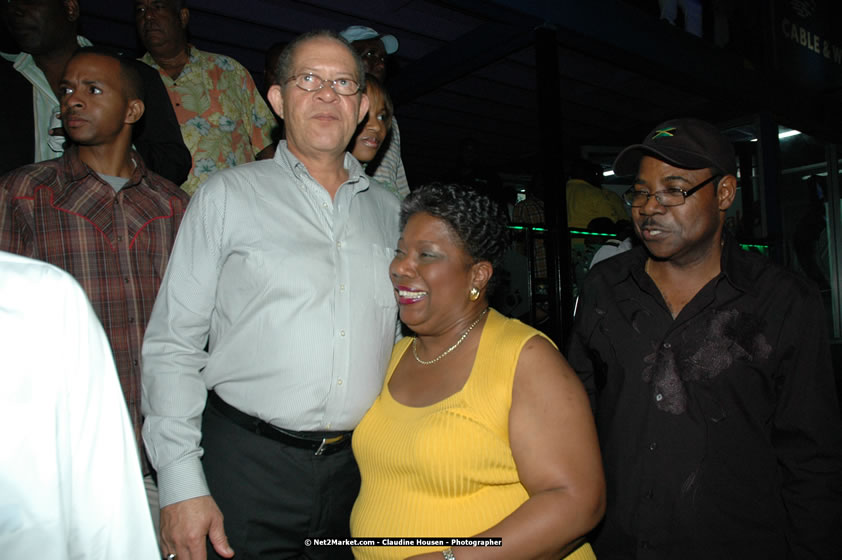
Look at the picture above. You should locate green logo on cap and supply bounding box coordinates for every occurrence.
[652,127,676,139]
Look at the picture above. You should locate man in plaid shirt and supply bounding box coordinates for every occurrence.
[0,47,189,531]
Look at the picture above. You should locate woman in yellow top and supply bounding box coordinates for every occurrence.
[351,183,605,560]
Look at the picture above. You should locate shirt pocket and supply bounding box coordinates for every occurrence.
[372,243,396,308]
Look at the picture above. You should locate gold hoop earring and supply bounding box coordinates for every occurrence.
[469,287,480,301]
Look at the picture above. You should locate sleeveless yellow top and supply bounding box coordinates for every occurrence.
[350,309,594,560]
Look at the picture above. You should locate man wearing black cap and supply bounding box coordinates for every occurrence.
[568,118,842,559]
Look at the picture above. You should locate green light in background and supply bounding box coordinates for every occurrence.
[740,243,769,255]
[509,225,617,237]
[569,230,617,238]
[509,225,549,232]
[513,226,769,254]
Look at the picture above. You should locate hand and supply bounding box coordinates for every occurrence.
[159,495,234,560]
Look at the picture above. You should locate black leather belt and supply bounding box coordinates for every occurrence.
[207,390,352,456]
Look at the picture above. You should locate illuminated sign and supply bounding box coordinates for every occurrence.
[774,0,842,88]
[781,17,842,63]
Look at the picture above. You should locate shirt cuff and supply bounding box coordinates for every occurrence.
[156,455,210,508]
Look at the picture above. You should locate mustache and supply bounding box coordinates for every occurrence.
[638,217,668,230]
[60,110,86,122]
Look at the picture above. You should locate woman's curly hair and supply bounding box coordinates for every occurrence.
[399,183,511,292]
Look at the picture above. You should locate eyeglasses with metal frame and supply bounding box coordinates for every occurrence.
[286,73,361,96]
[622,174,722,207]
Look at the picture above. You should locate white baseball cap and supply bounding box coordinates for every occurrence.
[339,25,399,54]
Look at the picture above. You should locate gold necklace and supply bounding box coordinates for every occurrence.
[412,307,489,366]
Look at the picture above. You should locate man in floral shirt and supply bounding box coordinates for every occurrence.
[135,0,275,194]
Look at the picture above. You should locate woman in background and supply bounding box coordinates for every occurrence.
[351,183,605,560]
[350,74,401,197]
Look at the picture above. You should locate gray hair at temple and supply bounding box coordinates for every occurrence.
[274,30,366,91]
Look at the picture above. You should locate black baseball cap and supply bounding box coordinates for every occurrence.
[613,118,737,177]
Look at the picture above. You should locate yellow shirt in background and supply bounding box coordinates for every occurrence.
[566,178,628,229]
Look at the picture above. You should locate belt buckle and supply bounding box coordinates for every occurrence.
[314,435,343,456]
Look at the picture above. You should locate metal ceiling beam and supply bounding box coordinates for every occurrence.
[485,0,841,142]
[389,18,540,105]
[491,0,752,89]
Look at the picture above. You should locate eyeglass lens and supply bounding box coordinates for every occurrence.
[292,73,359,95]
[623,175,719,207]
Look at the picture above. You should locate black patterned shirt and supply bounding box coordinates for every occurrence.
[568,238,842,559]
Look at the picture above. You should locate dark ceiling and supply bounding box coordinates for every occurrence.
[71,0,839,192]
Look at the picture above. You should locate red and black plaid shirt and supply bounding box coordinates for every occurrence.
[0,146,190,473]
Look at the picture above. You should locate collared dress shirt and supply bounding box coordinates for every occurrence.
[0,38,93,164]
[370,118,410,199]
[142,140,400,508]
[0,251,158,559]
[0,146,190,474]
[0,36,192,185]
[567,238,842,559]
[140,46,276,195]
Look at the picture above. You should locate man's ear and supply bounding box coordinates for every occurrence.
[717,174,737,211]
[267,84,284,120]
[357,93,370,125]
[179,8,190,29]
[470,260,493,294]
[64,0,80,22]
[125,99,145,125]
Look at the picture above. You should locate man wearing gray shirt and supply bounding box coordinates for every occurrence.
[142,30,399,560]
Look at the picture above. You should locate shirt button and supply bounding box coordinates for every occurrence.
[655,393,663,401]
[322,202,328,208]
[337,379,343,385]
[336,241,342,249]
[649,442,657,451]
[645,490,654,500]
[128,316,135,324]
[663,342,671,349]
[117,235,123,242]
[340,330,345,337]
[640,541,651,550]
[133,359,139,367]
[124,277,130,284]
[339,284,345,292]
